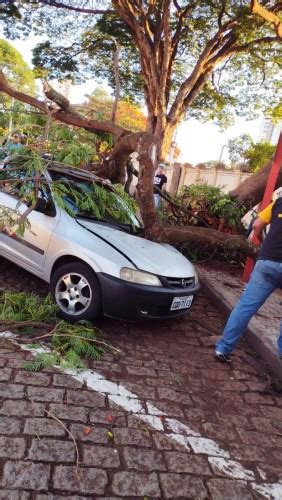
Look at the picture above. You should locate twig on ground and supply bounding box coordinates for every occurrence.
[0,320,51,332]
[17,331,121,354]
[44,408,81,479]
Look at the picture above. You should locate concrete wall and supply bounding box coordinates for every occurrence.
[127,157,251,196]
[167,164,251,194]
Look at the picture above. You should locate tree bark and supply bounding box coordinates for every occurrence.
[229,162,282,207]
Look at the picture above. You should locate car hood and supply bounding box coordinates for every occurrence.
[77,219,195,278]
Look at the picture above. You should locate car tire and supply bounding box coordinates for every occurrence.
[50,262,102,323]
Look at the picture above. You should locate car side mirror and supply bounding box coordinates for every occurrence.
[34,198,56,217]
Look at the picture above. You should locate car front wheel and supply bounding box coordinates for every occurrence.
[50,262,102,323]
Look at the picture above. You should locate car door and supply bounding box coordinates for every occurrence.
[0,170,60,276]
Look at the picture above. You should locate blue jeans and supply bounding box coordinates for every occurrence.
[216,259,282,356]
[154,193,161,208]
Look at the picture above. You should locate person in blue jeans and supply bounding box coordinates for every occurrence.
[215,197,282,362]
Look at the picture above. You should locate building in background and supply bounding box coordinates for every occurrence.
[259,117,282,145]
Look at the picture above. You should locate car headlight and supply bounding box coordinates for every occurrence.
[120,267,162,286]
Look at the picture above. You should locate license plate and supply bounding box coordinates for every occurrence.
[170,295,193,311]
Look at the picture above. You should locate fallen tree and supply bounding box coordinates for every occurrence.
[0,70,258,257]
[230,161,282,207]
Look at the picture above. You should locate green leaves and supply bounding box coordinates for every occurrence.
[164,183,245,232]
[0,291,58,323]
[1,290,115,372]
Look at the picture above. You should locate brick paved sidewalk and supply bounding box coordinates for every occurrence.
[0,260,282,498]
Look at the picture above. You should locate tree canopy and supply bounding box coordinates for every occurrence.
[227,133,276,172]
[1,2,281,148]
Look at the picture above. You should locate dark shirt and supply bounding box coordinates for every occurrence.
[153,173,167,191]
[258,198,282,262]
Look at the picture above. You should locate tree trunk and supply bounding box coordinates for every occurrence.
[229,162,282,207]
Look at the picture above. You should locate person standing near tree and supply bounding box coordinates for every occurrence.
[153,163,167,208]
[215,198,282,363]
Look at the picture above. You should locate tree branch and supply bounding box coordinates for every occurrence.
[0,70,125,137]
[38,0,115,15]
[251,0,282,38]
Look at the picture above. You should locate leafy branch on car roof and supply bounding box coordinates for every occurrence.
[0,146,138,235]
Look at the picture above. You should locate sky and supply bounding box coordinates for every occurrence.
[5,36,264,165]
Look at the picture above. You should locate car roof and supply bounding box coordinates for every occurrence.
[46,162,115,192]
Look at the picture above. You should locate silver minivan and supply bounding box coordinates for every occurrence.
[0,164,200,322]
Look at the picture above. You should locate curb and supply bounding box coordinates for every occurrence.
[199,276,282,382]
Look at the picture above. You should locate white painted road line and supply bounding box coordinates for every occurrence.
[1,331,282,499]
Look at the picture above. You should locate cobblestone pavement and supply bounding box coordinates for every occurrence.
[0,258,282,499]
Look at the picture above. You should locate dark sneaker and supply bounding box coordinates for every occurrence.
[214,351,232,363]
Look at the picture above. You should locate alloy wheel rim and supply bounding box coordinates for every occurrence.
[55,273,92,316]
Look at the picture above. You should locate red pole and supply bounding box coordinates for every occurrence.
[242,132,282,282]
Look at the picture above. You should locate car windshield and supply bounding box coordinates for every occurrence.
[49,170,141,231]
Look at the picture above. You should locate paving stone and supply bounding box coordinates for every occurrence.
[0,357,6,367]
[153,432,186,451]
[111,472,161,497]
[207,478,253,499]
[0,368,11,382]
[165,451,211,475]
[28,438,75,462]
[24,417,66,437]
[0,416,21,435]
[52,373,83,388]
[0,400,46,417]
[113,428,152,447]
[69,424,109,444]
[36,496,89,500]
[237,428,275,447]
[2,461,50,490]
[160,473,207,499]
[0,491,30,500]
[143,360,170,370]
[66,389,105,407]
[123,447,166,471]
[89,409,127,427]
[82,444,120,467]
[0,437,26,459]
[157,387,193,405]
[216,413,249,428]
[201,422,240,443]
[118,356,143,366]
[231,444,271,463]
[259,405,282,420]
[146,400,185,417]
[14,371,51,386]
[27,386,64,402]
[118,381,156,399]
[52,465,107,494]
[126,366,156,376]
[49,404,88,422]
[216,380,248,391]
[0,383,24,399]
[6,359,26,368]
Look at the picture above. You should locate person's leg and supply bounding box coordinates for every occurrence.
[216,260,278,356]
